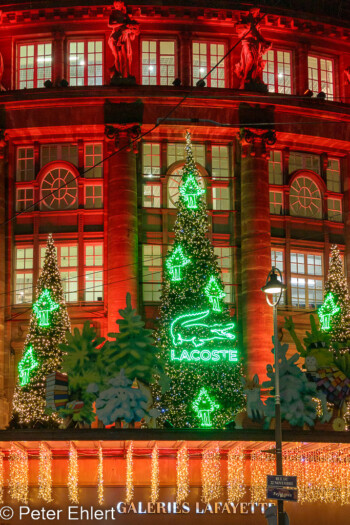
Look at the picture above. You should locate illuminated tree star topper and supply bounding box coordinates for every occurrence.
[180,174,205,209]
[33,289,59,327]
[18,346,39,386]
[205,276,226,312]
[192,387,219,428]
[166,245,190,281]
[318,292,340,331]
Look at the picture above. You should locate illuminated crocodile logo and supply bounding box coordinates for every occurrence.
[170,310,236,348]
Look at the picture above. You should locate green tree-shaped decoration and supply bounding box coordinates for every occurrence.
[166,245,190,281]
[12,234,70,427]
[33,289,60,327]
[18,346,39,386]
[180,174,205,209]
[318,292,340,331]
[105,293,160,384]
[192,387,219,427]
[153,131,244,428]
[205,275,226,312]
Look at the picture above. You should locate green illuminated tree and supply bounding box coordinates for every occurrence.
[154,131,244,428]
[11,234,70,427]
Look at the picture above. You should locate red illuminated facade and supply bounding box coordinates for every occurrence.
[0,0,350,427]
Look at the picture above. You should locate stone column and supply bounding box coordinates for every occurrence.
[239,128,276,381]
[105,125,140,334]
[0,135,9,427]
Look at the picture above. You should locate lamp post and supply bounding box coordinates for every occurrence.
[262,267,287,525]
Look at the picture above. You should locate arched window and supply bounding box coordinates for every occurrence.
[289,175,322,219]
[40,164,78,210]
[167,162,206,209]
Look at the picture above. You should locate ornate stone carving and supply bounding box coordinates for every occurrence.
[234,8,271,92]
[238,128,276,158]
[104,124,141,153]
[108,1,139,81]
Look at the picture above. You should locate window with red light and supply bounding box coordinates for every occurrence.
[141,40,176,86]
[269,190,283,215]
[142,143,161,176]
[85,183,103,209]
[84,143,103,178]
[68,40,103,86]
[192,42,226,88]
[17,42,52,89]
[308,55,334,100]
[16,147,35,181]
[263,49,292,94]
[40,166,78,210]
[85,244,103,301]
[16,187,34,212]
[14,247,33,304]
[143,183,161,208]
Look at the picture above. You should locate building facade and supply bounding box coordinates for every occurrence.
[0,0,350,427]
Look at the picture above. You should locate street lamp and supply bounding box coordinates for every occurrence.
[262,267,287,525]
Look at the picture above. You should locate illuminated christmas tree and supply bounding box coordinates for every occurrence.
[154,131,244,428]
[12,234,70,427]
[323,245,350,342]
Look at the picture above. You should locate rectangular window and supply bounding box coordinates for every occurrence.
[85,244,103,301]
[41,144,78,168]
[142,143,161,176]
[289,152,320,174]
[268,150,283,184]
[141,40,175,86]
[328,197,342,222]
[212,186,230,210]
[192,42,226,88]
[271,249,285,304]
[15,247,33,303]
[16,147,35,181]
[290,252,323,308]
[212,146,230,179]
[85,184,103,209]
[16,187,34,212]
[18,42,52,89]
[269,190,283,215]
[308,55,334,100]
[263,49,292,94]
[214,247,232,303]
[84,143,103,178]
[142,244,162,302]
[40,244,78,302]
[143,183,161,208]
[68,40,103,86]
[326,158,341,192]
[167,143,205,168]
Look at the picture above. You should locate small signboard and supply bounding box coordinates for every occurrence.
[267,475,298,502]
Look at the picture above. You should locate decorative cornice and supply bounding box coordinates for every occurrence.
[104,124,141,153]
[238,128,276,158]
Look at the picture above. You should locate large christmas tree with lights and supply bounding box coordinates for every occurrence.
[12,234,70,427]
[155,131,244,428]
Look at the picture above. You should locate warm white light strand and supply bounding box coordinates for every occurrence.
[227,446,245,504]
[68,442,79,503]
[97,443,104,505]
[201,445,221,503]
[176,445,189,504]
[38,442,52,502]
[150,444,159,503]
[9,443,28,503]
[126,442,134,504]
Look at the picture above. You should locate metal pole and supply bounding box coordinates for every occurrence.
[273,303,284,525]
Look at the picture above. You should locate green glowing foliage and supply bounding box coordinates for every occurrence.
[166,245,190,282]
[318,293,340,331]
[11,234,70,427]
[192,387,219,428]
[153,131,244,428]
[205,276,226,312]
[180,174,205,209]
[18,346,39,386]
[33,289,60,327]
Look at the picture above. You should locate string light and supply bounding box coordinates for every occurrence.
[250,449,275,503]
[150,444,159,504]
[227,446,245,504]
[126,442,134,504]
[176,445,189,504]
[201,445,221,503]
[38,442,52,502]
[97,443,104,505]
[9,443,28,503]
[0,451,3,504]
[68,442,79,503]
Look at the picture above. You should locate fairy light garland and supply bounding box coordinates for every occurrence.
[250,450,275,503]
[176,445,189,504]
[68,442,79,503]
[38,442,52,502]
[150,444,159,504]
[9,443,28,503]
[126,442,134,504]
[0,451,3,504]
[201,446,221,503]
[227,446,245,504]
[97,443,104,505]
